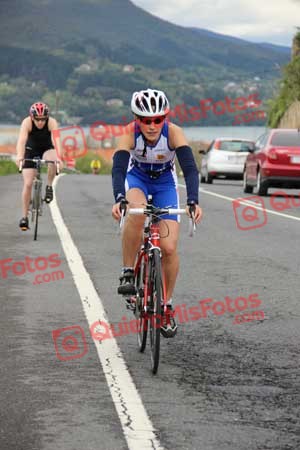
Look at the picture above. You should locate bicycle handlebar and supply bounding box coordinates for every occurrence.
[118,193,197,237]
[119,199,128,231]
[127,206,196,237]
[188,213,196,237]
[187,203,196,237]
[129,208,186,215]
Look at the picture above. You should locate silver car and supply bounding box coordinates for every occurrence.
[200,138,255,184]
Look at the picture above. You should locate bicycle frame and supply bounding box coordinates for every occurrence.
[134,217,167,320]
[129,198,187,328]
[121,196,194,373]
[19,157,60,240]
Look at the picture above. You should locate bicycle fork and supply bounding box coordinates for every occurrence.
[148,229,171,327]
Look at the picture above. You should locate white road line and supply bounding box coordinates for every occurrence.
[50,175,164,450]
[178,183,300,222]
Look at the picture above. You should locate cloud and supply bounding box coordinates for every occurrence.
[132,0,300,45]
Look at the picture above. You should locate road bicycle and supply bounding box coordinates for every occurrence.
[19,156,60,241]
[120,195,196,374]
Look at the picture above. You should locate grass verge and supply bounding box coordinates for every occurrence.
[75,151,112,174]
[0,161,18,176]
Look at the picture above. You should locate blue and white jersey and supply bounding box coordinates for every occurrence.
[125,120,180,221]
[129,121,175,172]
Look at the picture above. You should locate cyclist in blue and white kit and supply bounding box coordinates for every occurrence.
[112,89,202,337]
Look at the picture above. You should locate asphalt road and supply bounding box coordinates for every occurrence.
[0,173,299,450]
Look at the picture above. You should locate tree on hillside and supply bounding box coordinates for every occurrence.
[268,31,300,128]
[292,30,300,59]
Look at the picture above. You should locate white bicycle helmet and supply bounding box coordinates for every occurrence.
[131,89,170,117]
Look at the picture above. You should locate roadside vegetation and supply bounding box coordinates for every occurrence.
[268,32,300,127]
[0,140,206,176]
[75,151,112,174]
[0,160,18,176]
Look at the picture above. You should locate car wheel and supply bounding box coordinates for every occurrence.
[205,173,213,184]
[256,170,268,196]
[243,170,253,193]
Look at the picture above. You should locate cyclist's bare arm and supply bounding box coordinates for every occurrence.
[168,123,203,224]
[16,118,31,165]
[168,122,189,148]
[48,117,62,158]
[112,132,134,220]
[116,127,135,152]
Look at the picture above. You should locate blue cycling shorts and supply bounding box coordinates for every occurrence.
[125,166,180,222]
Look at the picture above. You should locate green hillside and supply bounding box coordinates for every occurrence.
[0,0,289,72]
[0,0,290,125]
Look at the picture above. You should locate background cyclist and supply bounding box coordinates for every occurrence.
[111,88,202,337]
[16,102,62,231]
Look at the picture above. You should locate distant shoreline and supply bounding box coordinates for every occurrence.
[0,124,267,148]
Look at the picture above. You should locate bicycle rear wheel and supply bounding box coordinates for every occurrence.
[134,253,148,352]
[149,248,162,374]
[32,182,41,241]
[30,200,35,225]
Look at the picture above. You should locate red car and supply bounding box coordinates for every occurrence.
[243,129,300,195]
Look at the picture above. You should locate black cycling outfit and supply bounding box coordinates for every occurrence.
[23,119,53,169]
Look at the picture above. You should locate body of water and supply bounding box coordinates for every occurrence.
[0,124,20,145]
[0,124,267,146]
[183,125,266,142]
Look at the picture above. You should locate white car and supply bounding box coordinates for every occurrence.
[200,138,255,184]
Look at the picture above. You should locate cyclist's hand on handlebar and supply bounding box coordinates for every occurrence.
[185,202,203,224]
[112,202,122,220]
[16,156,23,169]
[112,198,128,221]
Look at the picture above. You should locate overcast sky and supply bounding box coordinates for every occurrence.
[131,0,300,47]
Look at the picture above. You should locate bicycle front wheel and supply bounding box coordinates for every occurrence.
[149,248,162,374]
[134,253,148,352]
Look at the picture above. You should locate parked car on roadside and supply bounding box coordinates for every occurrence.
[243,129,300,196]
[200,138,255,184]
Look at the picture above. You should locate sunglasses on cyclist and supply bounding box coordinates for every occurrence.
[138,116,165,125]
[34,117,47,122]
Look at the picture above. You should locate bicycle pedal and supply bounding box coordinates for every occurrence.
[126,304,136,312]
[125,299,136,311]
[118,284,137,296]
